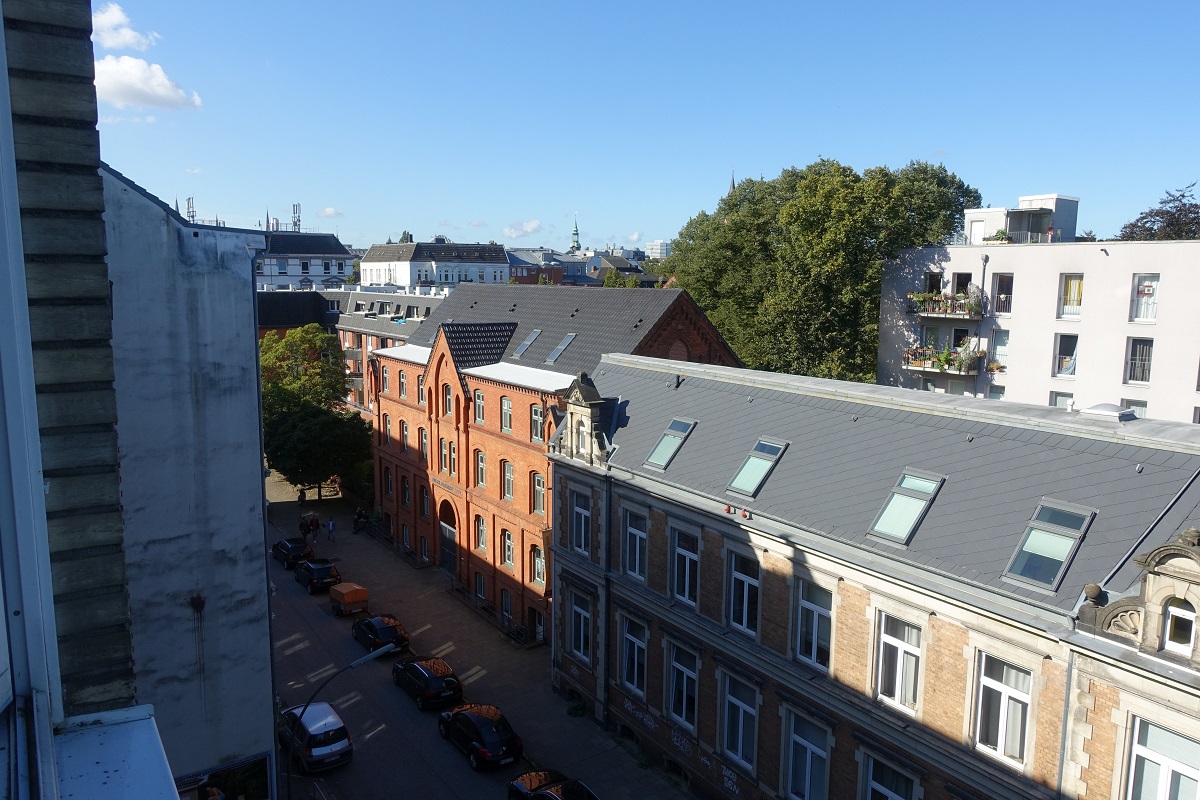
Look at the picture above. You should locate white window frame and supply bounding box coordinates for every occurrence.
[1162,598,1196,657]
[975,653,1032,766]
[448,441,456,476]
[438,437,447,472]
[622,617,647,695]
[502,461,514,500]
[532,546,545,583]
[474,389,484,422]
[722,673,758,770]
[572,491,591,554]
[530,404,544,442]
[1127,717,1200,800]
[570,591,591,663]
[502,530,513,565]
[475,449,485,486]
[533,473,545,514]
[383,414,391,444]
[1126,337,1154,384]
[624,510,648,580]
[785,711,829,800]
[399,370,407,398]
[443,383,453,416]
[877,612,921,714]
[417,375,425,404]
[673,529,699,607]
[1130,273,1159,322]
[381,365,390,393]
[474,515,486,550]
[668,644,698,730]
[864,754,918,800]
[1058,273,1083,319]
[400,420,408,451]
[728,551,760,636]
[796,579,832,670]
[501,396,512,433]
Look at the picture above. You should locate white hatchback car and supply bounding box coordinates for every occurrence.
[277,702,353,773]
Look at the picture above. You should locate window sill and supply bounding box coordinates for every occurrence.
[1051,375,1076,381]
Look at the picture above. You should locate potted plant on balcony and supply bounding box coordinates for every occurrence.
[991,229,1011,243]
[985,360,1003,374]
[933,344,954,372]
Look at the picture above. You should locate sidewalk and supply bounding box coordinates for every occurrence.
[265,476,693,800]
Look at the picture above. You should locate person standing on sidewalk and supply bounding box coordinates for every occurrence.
[326,516,336,542]
[309,515,320,543]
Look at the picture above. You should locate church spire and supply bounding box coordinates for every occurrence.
[728,170,736,196]
[569,213,581,252]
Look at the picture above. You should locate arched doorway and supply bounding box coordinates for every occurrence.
[437,500,457,575]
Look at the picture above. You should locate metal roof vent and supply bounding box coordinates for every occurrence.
[1079,403,1138,422]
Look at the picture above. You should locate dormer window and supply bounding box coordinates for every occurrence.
[1004,500,1095,590]
[728,439,787,498]
[1163,598,1196,656]
[870,470,944,545]
[645,419,695,470]
[576,417,589,457]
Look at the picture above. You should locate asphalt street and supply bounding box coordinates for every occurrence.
[266,477,693,800]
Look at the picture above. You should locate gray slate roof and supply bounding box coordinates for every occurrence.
[507,248,588,267]
[363,242,507,264]
[438,322,518,370]
[589,354,1200,615]
[264,232,353,257]
[408,285,690,377]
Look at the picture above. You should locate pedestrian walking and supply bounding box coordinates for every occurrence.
[309,515,320,543]
[326,516,336,542]
[297,488,306,508]
[298,517,307,539]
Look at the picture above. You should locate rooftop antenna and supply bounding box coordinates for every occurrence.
[185,197,196,224]
[292,203,301,232]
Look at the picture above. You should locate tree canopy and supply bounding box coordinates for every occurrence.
[263,405,372,491]
[601,269,643,287]
[259,324,349,422]
[666,159,980,381]
[1116,183,1200,241]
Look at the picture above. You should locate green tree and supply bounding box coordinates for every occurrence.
[1116,184,1200,240]
[259,323,348,423]
[667,159,979,381]
[263,405,371,491]
[344,259,361,284]
[399,230,414,243]
[601,269,643,287]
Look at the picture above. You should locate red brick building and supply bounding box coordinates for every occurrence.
[370,285,737,643]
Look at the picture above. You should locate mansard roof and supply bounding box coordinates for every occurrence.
[408,284,692,377]
[585,354,1200,615]
[264,232,353,257]
[362,242,508,264]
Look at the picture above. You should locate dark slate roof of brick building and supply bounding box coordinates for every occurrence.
[409,284,689,377]
[588,354,1200,616]
[264,232,353,257]
[362,242,508,263]
[438,322,518,370]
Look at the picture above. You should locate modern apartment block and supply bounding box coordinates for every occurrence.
[549,354,1200,800]
[878,237,1200,423]
[369,285,738,641]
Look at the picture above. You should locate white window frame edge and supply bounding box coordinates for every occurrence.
[972,650,1035,770]
[793,570,838,672]
[661,636,700,734]
[725,542,762,637]
[716,664,762,776]
[776,703,835,800]
[868,596,929,718]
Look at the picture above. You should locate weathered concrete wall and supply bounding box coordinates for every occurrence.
[102,169,273,777]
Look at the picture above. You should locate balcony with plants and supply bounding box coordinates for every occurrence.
[902,345,987,375]
[905,292,983,319]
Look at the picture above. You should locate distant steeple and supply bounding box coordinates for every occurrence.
[728,170,735,196]
[569,213,581,252]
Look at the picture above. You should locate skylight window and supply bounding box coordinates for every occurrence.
[1004,500,1094,589]
[728,439,787,497]
[870,470,944,544]
[513,329,541,358]
[645,419,696,469]
[545,333,577,364]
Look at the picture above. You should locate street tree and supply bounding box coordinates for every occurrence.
[1116,183,1200,240]
[263,405,372,493]
[667,159,979,381]
[259,324,348,422]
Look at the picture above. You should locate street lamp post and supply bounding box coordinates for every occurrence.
[285,643,396,800]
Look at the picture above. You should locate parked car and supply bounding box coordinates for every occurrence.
[529,780,601,800]
[277,701,352,773]
[508,769,568,800]
[271,537,314,569]
[351,614,409,652]
[294,558,341,594]
[392,657,462,709]
[437,703,523,770]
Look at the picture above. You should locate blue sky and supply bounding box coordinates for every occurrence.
[93,1,1200,251]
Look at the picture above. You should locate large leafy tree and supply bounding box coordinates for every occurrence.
[259,324,358,491]
[667,159,979,381]
[1116,183,1200,241]
[259,323,348,422]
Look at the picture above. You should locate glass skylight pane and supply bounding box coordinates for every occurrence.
[1034,506,1088,531]
[873,493,927,539]
[646,433,684,468]
[1008,527,1074,584]
[753,441,783,457]
[667,419,692,434]
[730,456,773,494]
[545,333,577,363]
[898,475,938,494]
[513,329,541,357]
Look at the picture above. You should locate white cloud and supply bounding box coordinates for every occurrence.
[502,219,542,239]
[318,208,343,218]
[92,3,159,51]
[94,55,201,109]
[185,166,202,174]
[626,231,642,244]
[468,219,487,228]
[99,114,156,125]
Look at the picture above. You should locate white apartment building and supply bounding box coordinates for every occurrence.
[644,238,672,259]
[878,238,1200,424]
[360,238,510,287]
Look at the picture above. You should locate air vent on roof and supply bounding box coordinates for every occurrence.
[1079,403,1138,421]
[633,318,643,329]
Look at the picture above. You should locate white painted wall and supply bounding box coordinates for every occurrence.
[879,240,1200,423]
[361,258,509,286]
[101,169,275,777]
